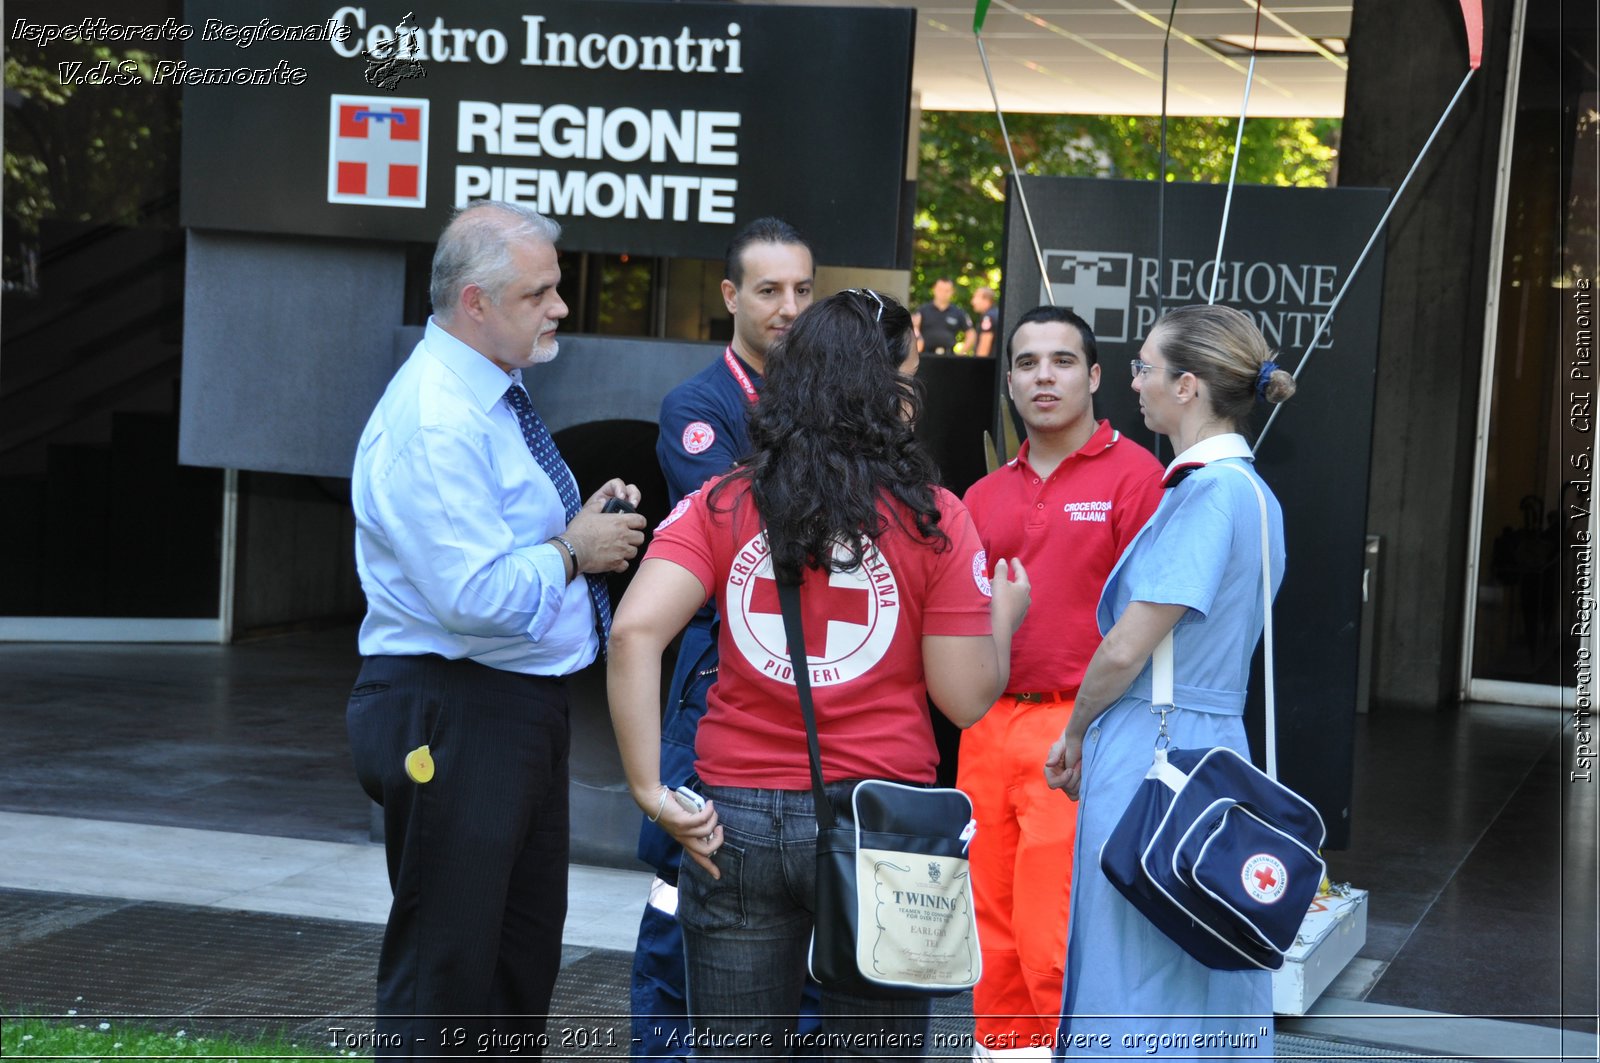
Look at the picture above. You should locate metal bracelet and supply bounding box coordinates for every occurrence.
[549,534,579,579]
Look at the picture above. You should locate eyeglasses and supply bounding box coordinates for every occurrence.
[842,287,886,322]
[1129,358,1182,380]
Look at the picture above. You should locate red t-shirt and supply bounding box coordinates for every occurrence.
[961,421,1162,693]
[647,477,994,788]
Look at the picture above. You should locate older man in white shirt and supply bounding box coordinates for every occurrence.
[347,201,647,1058]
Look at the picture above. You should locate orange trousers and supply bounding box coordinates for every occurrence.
[956,694,1078,1059]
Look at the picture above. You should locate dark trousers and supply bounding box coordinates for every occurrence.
[347,654,570,1060]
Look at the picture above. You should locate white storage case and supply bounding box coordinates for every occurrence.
[1271,886,1369,1015]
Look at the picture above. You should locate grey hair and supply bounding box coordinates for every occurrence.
[430,202,562,320]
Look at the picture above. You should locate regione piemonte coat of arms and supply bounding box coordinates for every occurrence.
[327,95,429,208]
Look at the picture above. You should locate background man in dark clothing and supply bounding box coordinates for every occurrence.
[914,276,976,355]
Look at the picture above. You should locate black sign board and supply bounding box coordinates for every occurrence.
[1003,176,1390,848]
[180,0,915,265]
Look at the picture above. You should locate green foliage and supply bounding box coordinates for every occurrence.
[913,110,1340,306]
[596,255,655,335]
[4,41,179,283]
[1,1014,321,1060]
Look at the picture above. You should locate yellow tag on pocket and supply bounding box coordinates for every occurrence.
[404,744,435,784]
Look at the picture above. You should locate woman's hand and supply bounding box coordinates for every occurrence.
[1044,727,1084,801]
[638,787,726,880]
[1040,600,1190,801]
[991,557,1031,635]
[925,555,1032,727]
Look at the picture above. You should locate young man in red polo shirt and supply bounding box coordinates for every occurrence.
[959,306,1162,1059]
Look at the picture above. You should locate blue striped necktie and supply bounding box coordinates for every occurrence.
[504,384,612,650]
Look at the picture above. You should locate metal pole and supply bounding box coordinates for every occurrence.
[1255,67,1478,454]
[1209,2,1263,304]
[1155,0,1178,319]
[974,33,1054,305]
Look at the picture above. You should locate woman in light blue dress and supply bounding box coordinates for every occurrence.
[1044,304,1296,1060]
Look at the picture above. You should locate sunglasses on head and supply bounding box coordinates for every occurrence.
[840,287,886,322]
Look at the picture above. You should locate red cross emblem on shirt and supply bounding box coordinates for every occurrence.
[748,571,871,658]
[1254,866,1278,891]
[681,420,715,454]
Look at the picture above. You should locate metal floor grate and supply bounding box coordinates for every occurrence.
[1276,1032,1475,1061]
[0,888,1516,1061]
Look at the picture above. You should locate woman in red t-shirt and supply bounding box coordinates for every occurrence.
[609,289,1030,1055]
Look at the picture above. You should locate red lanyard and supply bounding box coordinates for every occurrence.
[723,347,759,405]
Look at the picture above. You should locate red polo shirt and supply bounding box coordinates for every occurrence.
[647,476,994,788]
[961,420,1162,693]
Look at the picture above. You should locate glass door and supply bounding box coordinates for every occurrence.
[1465,2,1597,705]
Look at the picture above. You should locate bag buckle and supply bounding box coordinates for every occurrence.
[1149,702,1173,750]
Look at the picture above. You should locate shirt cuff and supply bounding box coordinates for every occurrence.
[517,543,573,642]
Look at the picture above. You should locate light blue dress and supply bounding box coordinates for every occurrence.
[1058,441,1284,1061]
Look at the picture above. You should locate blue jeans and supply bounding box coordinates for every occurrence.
[678,784,931,1061]
[631,619,823,1060]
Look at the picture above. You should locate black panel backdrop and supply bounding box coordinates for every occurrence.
[180,0,915,266]
[1001,177,1389,848]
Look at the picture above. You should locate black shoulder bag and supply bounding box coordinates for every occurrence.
[775,578,982,999]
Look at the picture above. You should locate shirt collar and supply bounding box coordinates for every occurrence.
[424,317,523,413]
[725,345,764,382]
[1162,432,1252,487]
[1010,420,1117,473]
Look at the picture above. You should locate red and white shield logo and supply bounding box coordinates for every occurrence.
[656,494,696,532]
[725,533,899,688]
[971,550,992,597]
[1241,853,1289,904]
[682,421,716,455]
[328,95,428,208]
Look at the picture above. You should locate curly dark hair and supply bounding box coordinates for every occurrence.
[711,289,948,584]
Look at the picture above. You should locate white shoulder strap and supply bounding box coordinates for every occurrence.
[1149,463,1277,778]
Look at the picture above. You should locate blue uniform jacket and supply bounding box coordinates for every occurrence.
[641,349,761,874]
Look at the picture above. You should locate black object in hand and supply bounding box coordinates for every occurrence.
[601,497,637,515]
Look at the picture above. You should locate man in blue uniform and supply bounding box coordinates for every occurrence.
[632,217,816,1060]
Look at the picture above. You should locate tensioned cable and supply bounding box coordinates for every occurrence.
[973,0,1054,305]
[1209,1,1264,304]
[1254,66,1479,453]
[1253,0,1484,452]
[1240,0,1347,71]
[1106,0,1289,99]
[1154,0,1178,320]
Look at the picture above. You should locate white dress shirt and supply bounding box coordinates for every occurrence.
[352,318,599,675]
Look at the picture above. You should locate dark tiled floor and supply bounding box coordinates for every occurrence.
[0,888,981,1061]
[0,629,632,852]
[1346,725,1597,1026]
[1,630,1596,1031]
[1322,704,1565,963]
[0,635,370,844]
[1317,702,1597,1029]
